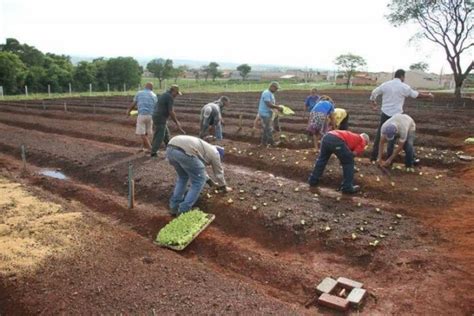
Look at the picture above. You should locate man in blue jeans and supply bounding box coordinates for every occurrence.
[258,82,283,146]
[377,113,416,171]
[199,96,230,141]
[166,135,233,215]
[308,130,369,194]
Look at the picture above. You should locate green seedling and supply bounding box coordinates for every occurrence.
[156,209,210,247]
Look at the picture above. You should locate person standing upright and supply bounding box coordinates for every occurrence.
[369,69,433,162]
[150,84,185,158]
[304,88,320,114]
[258,81,283,147]
[127,82,157,152]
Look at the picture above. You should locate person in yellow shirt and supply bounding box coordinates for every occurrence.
[333,108,349,130]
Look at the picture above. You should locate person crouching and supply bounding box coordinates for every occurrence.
[308,130,369,194]
[166,135,232,215]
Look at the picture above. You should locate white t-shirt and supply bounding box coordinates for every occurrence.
[382,114,416,142]
[370,78,419,116]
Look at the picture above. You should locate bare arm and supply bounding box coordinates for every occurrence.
[384,140,406,166]
[377,137,386,163]
[127,101,137,115]
[416,92,434,99]
[170,110,185,134]
[265,100,283,112]
[329,113,337,130]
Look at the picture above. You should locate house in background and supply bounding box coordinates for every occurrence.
[371,71,453,89]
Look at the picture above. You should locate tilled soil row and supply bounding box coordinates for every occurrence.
[0,106,466,162]
[0,159,311,315]
[0,123,427,257]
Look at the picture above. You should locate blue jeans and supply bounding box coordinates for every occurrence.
[200,114,223,140]
[166,147,207,214]
[308,134,355,191]
[260,115,274,145]
[387,131,416,167]
[371,112,395,161]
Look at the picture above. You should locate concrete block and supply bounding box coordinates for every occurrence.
[347,288,367,307]
[337,276,363,290]
[317,293,349,311]
[315,277,338,294]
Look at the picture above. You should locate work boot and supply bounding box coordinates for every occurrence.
[341,185,360,194]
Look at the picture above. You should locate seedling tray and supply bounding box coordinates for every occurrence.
[155,213,215,251]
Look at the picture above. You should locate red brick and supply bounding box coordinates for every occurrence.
[315,277,337,294]
[337,277,363,290]
[317,293,349,311]
[347,288,367,307]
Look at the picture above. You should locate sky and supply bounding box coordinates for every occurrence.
[0,0,471,73]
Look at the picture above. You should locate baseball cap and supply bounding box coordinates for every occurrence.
[382,123,397,141]
[360,133,370,146]
[169,84,182,95]
[270,81,280,89]
[215,146,225,161]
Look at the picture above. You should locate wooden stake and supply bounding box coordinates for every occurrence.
[128,163,135,209]
[21,144,27,171]
[64,102,68,112]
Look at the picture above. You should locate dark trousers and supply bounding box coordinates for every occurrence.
[308,134,355,191]
[371,112,395,161]
[387,132,416,167]
[151,118,170,155]
[339,114,349,130]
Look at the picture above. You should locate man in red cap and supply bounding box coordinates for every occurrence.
[308,130,369,194]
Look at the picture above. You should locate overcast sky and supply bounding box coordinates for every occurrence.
[0,0,471,73]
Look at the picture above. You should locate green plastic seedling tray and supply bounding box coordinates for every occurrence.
[155,213,215,251]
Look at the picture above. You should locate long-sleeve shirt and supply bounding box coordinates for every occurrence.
[370,78,419,116]
[328,130,367,156]
[168,135,226,186]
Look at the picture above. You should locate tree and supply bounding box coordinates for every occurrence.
[147,58,174,88]
[106,57,142,91]
[92,58,108,91]
[236,64,252,80]
[192,69,201,82]
[334,53,367,88]
[73,61,97,91]
[201,65,210,81]
[43,54,74,92]
[0,51,27,94]
[387,0,473,101]
[172,65,189,83]
[0,38,44,67]
[208,62,222,81]
[409,61,430,72]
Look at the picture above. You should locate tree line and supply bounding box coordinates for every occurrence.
[0,38,143,94]
[0,38,254,95]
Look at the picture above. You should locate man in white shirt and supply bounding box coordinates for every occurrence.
[369,69,433,161]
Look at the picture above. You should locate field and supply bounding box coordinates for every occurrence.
[0,90,473,314]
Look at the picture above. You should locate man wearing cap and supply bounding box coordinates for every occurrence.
[308,130,370,194]
[126,82,158,152]
[151,84,186,158]
[166,135,232,215]
[199,96,230,141]
[369,69,433,162]
[258,82,283,146]
[377,113,416,170]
